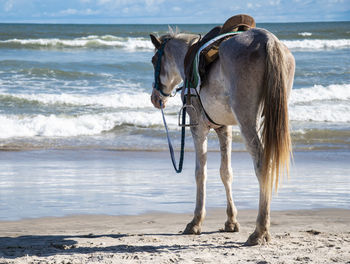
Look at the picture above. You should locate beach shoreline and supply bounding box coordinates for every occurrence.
[1,149,349,221]
[1,149,349,263]
[1,208,349,263]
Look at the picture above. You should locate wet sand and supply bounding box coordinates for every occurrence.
[1,149,349,221]
[1,209,349,263]
[0,149,349,263]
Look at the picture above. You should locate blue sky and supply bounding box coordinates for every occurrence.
[0,0,349,24]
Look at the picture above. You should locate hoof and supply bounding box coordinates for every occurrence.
[183,222,201,235]
[220,221,240,232]
[245,230,271,246]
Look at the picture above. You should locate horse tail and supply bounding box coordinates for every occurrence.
[259,35,292,195]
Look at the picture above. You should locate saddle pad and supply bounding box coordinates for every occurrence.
[189,31,243,93]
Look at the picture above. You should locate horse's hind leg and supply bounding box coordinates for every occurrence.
[239,123,271,245]
[231,100,271,245]
[215,125,239,232]
[183,124,210,235]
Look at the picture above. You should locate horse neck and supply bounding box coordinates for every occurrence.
[171,34,199,80]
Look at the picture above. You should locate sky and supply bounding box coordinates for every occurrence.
[0,0,349,24]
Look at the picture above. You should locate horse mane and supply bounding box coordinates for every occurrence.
[158,26,199,45]
[168,25,180,37]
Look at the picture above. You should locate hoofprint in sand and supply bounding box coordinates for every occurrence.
[0,209,349,263]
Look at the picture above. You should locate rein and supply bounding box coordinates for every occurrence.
[154,38,186,173]
[160,100,186,173]
[153,39,171,97]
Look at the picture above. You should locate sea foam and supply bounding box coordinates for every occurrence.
[1,35,349,51]
[298,32,313,37]
[0,111,175,139]
[0,91,182,109]
[289,84,350,123]
[290,84,350,104]
[282,39,350,50]
[1,83,350,139]
[0,35,154,51]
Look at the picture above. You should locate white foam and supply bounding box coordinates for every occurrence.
[282,39,350,50]
[3,35,349,51]
[289,84,350,123]
[0,111,177,139]
[2,83,350,140]
[0,35,154,51]
[298,32,312,37]
[1,91,182,109]
[290,103,350,123]
[289,84,350,104]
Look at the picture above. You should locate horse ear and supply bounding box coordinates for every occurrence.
[150,34,161,49]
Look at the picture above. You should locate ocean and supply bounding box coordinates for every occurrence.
[0,22,349,151]
[0,22,349,220]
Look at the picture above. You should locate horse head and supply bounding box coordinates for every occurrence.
[150,33,193,109]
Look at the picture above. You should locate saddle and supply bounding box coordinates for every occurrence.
[184,14,256,89]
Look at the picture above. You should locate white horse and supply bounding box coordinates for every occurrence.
[149,27,295,245]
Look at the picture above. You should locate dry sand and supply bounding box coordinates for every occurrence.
[0,209,349,263]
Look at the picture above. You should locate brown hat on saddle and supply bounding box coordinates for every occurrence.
[220,14,256,34]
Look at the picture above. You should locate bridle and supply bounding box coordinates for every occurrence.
[151,37,186,173]
[152,38,171,97]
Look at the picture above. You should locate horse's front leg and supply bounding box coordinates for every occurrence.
[215,125,240,232]
[183,124,210,235]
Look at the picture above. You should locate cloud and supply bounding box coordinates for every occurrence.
[53,7,100,17]
[269,0,281,6]
[59,8,78,15]
[0,0,348,23]
[98,0,112,4]
[172,6,181,12]
[4,0,14,12]
[246,2,261,9]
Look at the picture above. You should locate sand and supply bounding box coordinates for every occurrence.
[0,209,349,263]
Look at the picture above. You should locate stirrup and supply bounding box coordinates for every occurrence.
[178,104,199,127]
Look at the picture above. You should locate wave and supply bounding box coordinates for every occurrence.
[1,83,350,140]
[290,103,350,123]
[0,111,174,139]
[2,34,349,52]
[1,112,349,151]
[17,67,110,79]
[289,84,350,123]
[282,39,350,50]
[0,35,154,51]
[0,91,182,109]
[290,84,350,104]
[5,84,347,110]
[298,32,313,37]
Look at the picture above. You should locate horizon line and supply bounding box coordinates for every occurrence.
[0,20,349,25]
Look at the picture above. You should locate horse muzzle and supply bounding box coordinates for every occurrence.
[151,88,167,109]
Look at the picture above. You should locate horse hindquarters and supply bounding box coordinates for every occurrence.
[219,30,294,245]
[247,34,294,245]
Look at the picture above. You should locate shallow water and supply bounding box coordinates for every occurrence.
[0,22,349,151]
[0,150,349,221]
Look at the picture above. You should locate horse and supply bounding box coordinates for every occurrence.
[149,26,295,245]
